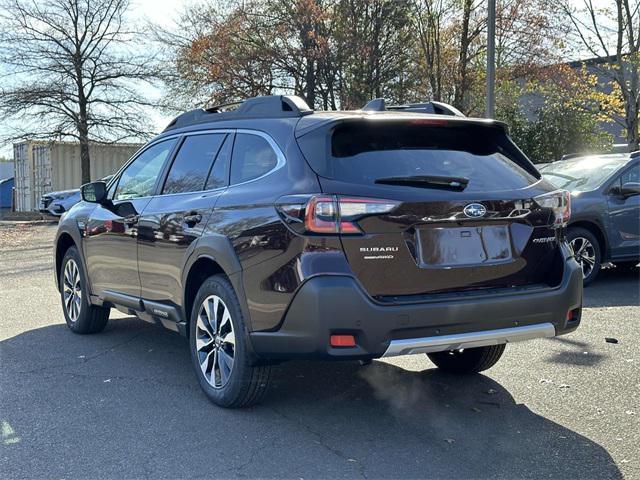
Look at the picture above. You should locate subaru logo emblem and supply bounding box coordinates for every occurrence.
[463,203,487,218]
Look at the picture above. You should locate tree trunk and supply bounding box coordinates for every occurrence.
[626,63,639,150]
[627,102,639,150]
[305,56,316,107]
[301,13,317,108]
[454,0,472,112]
[79,131,91,185]
[78,90,91,184]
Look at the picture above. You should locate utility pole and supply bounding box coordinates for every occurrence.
[486,0,496,118]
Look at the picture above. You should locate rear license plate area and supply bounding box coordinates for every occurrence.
[418,225,512,267]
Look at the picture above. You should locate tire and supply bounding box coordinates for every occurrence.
[567,227,601,286]
[60,246,109,334]
[427,344,506,374]
[189,275,271,408]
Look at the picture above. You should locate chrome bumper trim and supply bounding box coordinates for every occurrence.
[382,323,556,358]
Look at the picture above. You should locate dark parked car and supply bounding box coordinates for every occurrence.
[53,95,582,408]
[40,175,113,216]
[541,152,640,284]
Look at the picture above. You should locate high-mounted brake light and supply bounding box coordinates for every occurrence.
[534,190,571,227]
[408,119,449,126]
[277,195,399,235]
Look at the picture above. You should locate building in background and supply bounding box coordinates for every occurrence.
[519,55,629,151]
[0,160,13,180]
[13,141,142,211]
[0,177,14,208]
[564,56,626,147]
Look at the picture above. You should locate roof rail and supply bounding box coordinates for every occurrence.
[205,100,244,113]
[362,98,387,112]
[164,95,313,132]
[361,98,465,117]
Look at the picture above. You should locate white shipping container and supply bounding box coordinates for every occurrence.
[13,143,32,211]
[13,141,143,211]
[33,144,52,204]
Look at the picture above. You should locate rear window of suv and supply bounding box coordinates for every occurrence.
[297,119,540,192]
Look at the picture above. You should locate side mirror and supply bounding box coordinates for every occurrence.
[81,181,108,204]
[620,182,640,197]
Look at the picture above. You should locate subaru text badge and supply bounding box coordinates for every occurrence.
[463,203,487,218]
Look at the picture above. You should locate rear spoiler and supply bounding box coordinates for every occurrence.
[361,98,465,117]
[295,112,507,139]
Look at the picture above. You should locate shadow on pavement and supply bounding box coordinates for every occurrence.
[1,318,622,479]
[545,336,608,367]
[583,266,639,308]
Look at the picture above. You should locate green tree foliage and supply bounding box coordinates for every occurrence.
[496,75,613,163]
[524,104,613,163]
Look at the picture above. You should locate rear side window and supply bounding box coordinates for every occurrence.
[230,133,278,184]
[162,134,226,194]
[298,120,539,193]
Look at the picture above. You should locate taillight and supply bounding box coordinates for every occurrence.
[277,195,399,235]
[338,197,400,234]
[305,196,339,234]
[534,190,571,227]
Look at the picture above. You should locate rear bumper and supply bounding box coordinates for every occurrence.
[249,256,583,361]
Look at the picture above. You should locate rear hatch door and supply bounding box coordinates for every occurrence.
[296,116,565,299]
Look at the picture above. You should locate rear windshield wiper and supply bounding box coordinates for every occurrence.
[375,175,469,191]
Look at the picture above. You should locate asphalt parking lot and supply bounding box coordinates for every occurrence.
[1,223,638,479]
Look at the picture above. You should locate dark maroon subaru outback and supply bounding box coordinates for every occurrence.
[54,95,583,407]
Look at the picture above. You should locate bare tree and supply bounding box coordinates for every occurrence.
[452,0,487,113]
[495,0,567,70]
[155,2,283,110]
[0,0,159,183]
[413,0,451,102]
[562,0,640,150]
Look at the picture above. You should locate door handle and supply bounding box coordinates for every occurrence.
[183,213,202,226]
[123,214,139,226]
